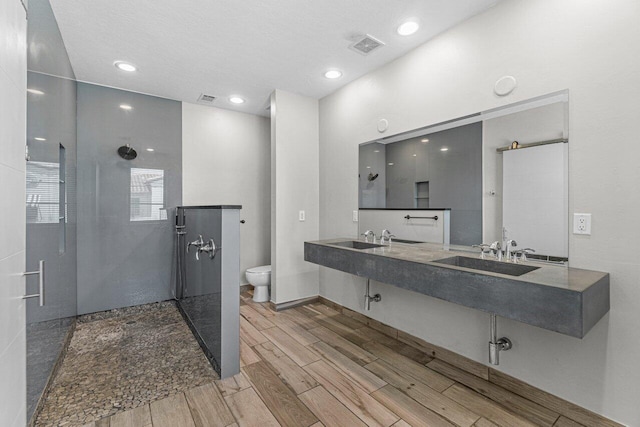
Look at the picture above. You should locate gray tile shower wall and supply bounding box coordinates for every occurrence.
[76,83,182,314]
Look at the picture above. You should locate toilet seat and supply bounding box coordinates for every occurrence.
[247,265,271,275]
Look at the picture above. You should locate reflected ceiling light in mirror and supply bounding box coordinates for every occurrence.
[366,166,371,168]
[229,96,245,104]
[413,154,417,157]
[440,147,449,152]
[146,148,154,152]
[114,61,137,72]
[324,70,342,79]
[34,137,46,141]
[421,138,429,143]
[119,104,133,110]
[388,162,394,165]
[27,88,45,95]
[397,21,419,36]
[373,150,380,153]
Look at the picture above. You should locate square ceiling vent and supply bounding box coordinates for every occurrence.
[349,34,385,55]
[197,93,216,104]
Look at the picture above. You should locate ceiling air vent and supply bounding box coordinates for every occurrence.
[197,93,216,103]
[349,34,385,55]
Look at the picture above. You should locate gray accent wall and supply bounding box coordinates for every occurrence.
[76,83,182,314]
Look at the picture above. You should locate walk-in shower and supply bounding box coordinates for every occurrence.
[174,206,241,378]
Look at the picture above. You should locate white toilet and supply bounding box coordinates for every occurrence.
[245,265,271,302]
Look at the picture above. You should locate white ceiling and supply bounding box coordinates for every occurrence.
[50,0,498,116]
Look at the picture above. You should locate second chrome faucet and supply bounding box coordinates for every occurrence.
[361,229,396,244]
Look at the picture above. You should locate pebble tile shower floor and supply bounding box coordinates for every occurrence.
[34,301,218,427]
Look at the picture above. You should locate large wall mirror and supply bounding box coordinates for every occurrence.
[359,91,569,260]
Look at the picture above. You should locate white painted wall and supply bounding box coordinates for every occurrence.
[271,90,319,304]
[182,103,270,284]
[318,0,640,424]
[0,0,27,425]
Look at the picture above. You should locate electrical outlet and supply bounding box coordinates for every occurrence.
[573,213,591,235]
[352,210,358,222]
[299,210,305,221]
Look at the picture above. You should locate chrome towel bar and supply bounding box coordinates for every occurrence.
[23,260,45,306]
[404,215,438,220]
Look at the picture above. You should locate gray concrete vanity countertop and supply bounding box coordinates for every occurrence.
[304,238,610,338]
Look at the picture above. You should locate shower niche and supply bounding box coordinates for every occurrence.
[174,206,241,378]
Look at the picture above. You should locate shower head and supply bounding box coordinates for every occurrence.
[368,172,379,182]
[117,144,137,160]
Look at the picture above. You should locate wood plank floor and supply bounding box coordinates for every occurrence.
[86,292,594,427]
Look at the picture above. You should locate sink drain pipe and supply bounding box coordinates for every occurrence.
[364,279,381,311]
[489,314,512,365]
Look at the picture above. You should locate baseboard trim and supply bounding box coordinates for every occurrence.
[269,295,319,312]
[315,295,622,427]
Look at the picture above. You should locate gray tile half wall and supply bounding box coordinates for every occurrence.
[76,83,182,314]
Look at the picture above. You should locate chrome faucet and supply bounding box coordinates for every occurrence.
[489,241,502,261]
[379,229,396,244]
[187,235,205,253]
[514,248,535,262]
[472,243,491,259]
[361,230,376,243]
[196,237,220,260]
[505,239,517,262]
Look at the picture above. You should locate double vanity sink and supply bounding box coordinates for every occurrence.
[305,238,610,338]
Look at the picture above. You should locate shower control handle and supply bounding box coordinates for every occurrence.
[187,235,205,253]
[197,238,220,260]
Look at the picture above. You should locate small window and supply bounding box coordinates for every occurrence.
[130,168,167,221]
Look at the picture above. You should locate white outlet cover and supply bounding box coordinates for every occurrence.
[352,210,358,222]
[299,210,305,221]
[573,213,591,235]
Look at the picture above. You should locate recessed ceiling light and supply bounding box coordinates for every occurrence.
[421,138,429,143]
[366,166,371,169]
[34,137,46,141]
[397,21,419,36]
[324,70,342,79]
[373,150,380,153]
[146,148,154,152]
[229,96,245,104]
[27,88,45,95]
[413,154,417,157]
[119,104,133,110]
[114,61,137,72]
[388,162,394,166]
[440,147,449,152]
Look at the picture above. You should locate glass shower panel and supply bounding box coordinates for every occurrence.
[25,71,78,421]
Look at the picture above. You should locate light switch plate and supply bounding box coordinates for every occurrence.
[352,210,358,222]
[299,210,305,221]
[573,213,591,235]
